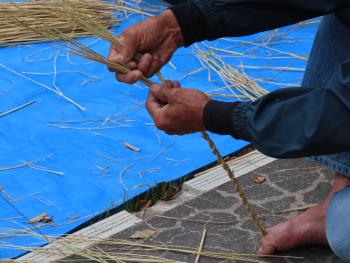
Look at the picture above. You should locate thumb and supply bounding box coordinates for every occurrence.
[115,35,138,64]
[146,92,162,119]
[150,84,171,103]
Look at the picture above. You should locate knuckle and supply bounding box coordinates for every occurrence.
[122,27,136,38]
[129,75,137,83]
[161,52,172,64]
[131,73,142,83]
[116,73,125,81]
[116,74,130,84]
[169,88,179,97]
[153,53,160,62]
[155,117,168,131]
[154,119,164,130]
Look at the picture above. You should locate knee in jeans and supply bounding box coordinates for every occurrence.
[326,188,350,262]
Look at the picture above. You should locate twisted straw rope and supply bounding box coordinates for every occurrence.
[155,76,267,236]
[201,131,267,235]
[14,2,267,235]
[111,45,268,236]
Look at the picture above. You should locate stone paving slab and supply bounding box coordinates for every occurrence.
[62,158,343,263]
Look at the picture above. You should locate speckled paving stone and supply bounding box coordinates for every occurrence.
[61,158,343,263]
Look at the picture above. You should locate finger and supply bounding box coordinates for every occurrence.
[166,130,186,136]
[165,80,181,89]
[116,70,143,84]
[154,47,176,65]
[108,44,125,64]
[107,47,119,72]
[117,33,139,64]
[154,48,172,66]
[146,92,162,120]
[145,53,161,78]
[173,81,181,89]
[137,53,152,75]
[150,84,172,103]
[126,61,137,70]
[108,33,138,65]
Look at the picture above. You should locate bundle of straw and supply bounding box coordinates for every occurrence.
[0,0,117,46]
[12,0,160,87]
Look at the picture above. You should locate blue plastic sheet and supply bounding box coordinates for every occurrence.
[0,1,317,258]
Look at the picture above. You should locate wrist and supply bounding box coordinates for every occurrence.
[159,9,184,47]
[203,100,240,135]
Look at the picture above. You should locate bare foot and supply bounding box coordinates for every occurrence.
[259,173,350,255]
[259,203,328,254]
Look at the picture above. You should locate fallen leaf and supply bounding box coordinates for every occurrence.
[161,188,180,201]
[134,199,153,212]
[156,182,181,201]
[131,229,156,239]
[142,200,152,209]
[254,176,266,184]
[28,212,47,224]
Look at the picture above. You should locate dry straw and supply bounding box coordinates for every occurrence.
[0,230,303,262]
[195,45,269,101]
[15,0,266,232]
[0,0,162,47]
[8,1,269,259]
[0,0,119,46]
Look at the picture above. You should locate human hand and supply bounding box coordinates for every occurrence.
[146,81,212,135]
[108,10,184,84]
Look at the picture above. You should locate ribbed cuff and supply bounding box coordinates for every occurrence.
[169,1,211,46]
[203,100,240,135]
[192,0,216,20]
[231,102,253,141]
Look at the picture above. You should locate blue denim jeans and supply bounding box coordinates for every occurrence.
[302,14,350,262]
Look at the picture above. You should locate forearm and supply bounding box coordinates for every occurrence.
[204,59,350,158]
[169,0,350,46]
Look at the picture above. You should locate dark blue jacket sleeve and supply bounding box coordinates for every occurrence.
[170,0,350,46]
[204,59,350,158]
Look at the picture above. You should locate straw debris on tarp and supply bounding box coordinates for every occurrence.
[12,0,267,233]
[5,0,272,259]
[195,45,269,101]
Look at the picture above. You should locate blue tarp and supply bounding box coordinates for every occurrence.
[0,1,317,258]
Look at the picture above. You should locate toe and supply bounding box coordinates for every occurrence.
[259,233,277,255]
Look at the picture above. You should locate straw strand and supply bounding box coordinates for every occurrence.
[15,2,267,236]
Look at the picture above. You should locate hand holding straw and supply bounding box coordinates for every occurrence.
[13,2,267,236]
